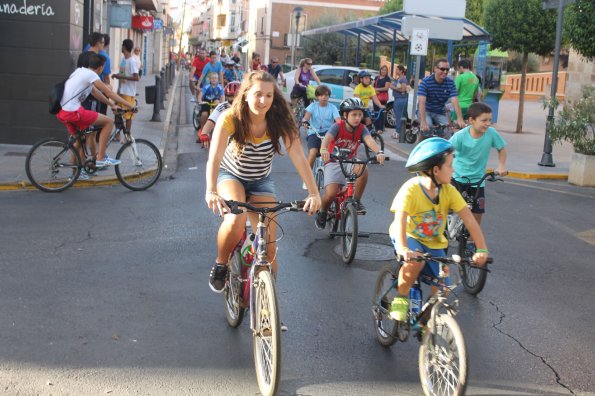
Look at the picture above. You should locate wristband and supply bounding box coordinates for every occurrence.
[207,191,218,196]
[377,150,384,154]
[476,249,489,254]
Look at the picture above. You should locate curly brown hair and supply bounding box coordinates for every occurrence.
[229,71,298,154]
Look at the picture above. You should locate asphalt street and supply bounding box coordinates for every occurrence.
[0,88,594,395]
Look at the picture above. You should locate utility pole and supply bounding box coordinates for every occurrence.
[177,0,187,68]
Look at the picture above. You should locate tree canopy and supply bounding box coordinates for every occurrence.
[564,0,595,60]
[484,0,556,56]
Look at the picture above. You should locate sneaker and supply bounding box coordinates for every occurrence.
[209,263,228,293]
[78,170,95,181]
[389,296,408,322]
[281,322,288,332]
[302,182,307,190]
[392,132,400,140]
[354,200,367,214]
[96,155,121,168]
[315,211,327,230]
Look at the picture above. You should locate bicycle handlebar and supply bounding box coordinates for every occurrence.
[114,107,138,115]
[223,200,306,215]
[330,152,376,179]
[407,253,492,272]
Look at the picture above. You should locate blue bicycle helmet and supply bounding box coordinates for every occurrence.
[357,70,371,78]
[405,137,454,173]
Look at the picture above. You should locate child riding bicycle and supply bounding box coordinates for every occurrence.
[353,70,385,133]
[388,137,489,321]
[301,85,341,187]
[315,97,385,229]
[56,53,134,171]
[197,81,240,147]
[197,72,225,135]
[449,102,508,225]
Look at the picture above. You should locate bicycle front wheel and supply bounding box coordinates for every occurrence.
[341,203,358,264]
[253,269,281,396]
[419,313,468,396]
[372,264,400,347]
[25,138,80,192]
[293,97,305,127]
[115,139,163,191]
[224,251,245,328]
[365,132,384,161]
[457,232,488,295]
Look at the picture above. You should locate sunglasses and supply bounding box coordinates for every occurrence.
[305,62,312,66]
[437,67,449,72]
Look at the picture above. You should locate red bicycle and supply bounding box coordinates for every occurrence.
[325,150,376,264]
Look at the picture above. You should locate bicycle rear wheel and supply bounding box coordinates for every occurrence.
[26,138,80,192]
[253,269,281,396]
[315,167,324,192]
[224,251,245,328]
[115,138,163,191]
[372,264,400,347]
[341,203,358,264]
[192,106,201,130]
[457,231,488,295]
[419,313,468,396]
[364,132,384,161]
[327,199,339,238]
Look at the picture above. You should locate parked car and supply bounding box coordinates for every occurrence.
[283,65,397,128]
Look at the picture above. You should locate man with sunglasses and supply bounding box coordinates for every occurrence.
[267,56,285,85]
[418,58,466,139]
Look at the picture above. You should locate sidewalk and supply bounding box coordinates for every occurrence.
[383,99,574,180]
[0,70,179,190]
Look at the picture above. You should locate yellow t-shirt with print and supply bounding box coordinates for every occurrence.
[221,111,270,143]
[354,84,376,108]
[390,177,467,249]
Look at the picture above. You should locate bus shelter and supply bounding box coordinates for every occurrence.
[301,10,491,75]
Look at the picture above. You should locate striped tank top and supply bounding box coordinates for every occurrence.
[220,112,276,180]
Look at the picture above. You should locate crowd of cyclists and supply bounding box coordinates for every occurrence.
[193,50,508,326]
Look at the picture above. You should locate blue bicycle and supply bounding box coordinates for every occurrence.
[372,253,491,396]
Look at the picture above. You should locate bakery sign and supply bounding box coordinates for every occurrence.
[132,15,153,30]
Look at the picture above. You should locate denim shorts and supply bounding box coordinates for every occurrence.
[217,168,276,197]
[391,236,451,286]
[306,134,324,150]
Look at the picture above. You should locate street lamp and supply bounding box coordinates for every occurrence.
[290,6,304,69]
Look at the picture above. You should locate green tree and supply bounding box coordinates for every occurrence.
[302,13,353,66]
[484,0,556,133]
[379,0,403,14]
[465,0,485,24]
[564,0,595,61]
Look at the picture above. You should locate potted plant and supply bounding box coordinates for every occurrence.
[546,86,595,187]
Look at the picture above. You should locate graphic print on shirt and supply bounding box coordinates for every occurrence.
[410,209,443,238]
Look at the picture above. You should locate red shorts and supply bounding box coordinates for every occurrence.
[56,107,99,135]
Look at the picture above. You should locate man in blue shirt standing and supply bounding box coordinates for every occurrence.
[418,58,465,138]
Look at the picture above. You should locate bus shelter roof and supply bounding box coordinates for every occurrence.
[301,10,490,44]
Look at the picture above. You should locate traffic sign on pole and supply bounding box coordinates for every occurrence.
[410,29,429,56]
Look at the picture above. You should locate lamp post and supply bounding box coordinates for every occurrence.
[290,6,303,69]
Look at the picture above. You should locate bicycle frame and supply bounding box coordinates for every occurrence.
[248,211,270,333]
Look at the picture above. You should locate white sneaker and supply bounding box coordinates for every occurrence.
[302,182,307,190]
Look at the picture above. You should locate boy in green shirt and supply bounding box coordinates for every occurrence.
[455,60,480,119]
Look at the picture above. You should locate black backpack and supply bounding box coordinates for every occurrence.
[49,79,67,114]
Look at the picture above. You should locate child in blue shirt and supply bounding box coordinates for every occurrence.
[301,85,341,173]
[449,102,507,225]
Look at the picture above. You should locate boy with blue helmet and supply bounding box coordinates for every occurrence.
[388,137,489,321]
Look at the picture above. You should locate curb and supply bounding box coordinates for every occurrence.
[0,72,181,192]
[384,140,569,181]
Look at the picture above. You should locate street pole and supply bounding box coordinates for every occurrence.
[291,7,303,69]
[177,0,187,70]
[539,0,565,167]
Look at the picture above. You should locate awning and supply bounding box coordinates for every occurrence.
[301,10,490,44]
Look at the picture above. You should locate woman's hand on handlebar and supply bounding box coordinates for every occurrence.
[205,191,230,217]
[302,192,321,216]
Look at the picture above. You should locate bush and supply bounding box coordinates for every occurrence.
[546,86,595,155]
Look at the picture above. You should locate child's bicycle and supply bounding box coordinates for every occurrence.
[301,124,326,192]
[325,150,376,264]
[25,108,162,192]
[191,100,217,132]
[419,123,457,142]
[222,199,305,396]
[363,108,385,162]
[372,253,492,396]
[447,171,504,295]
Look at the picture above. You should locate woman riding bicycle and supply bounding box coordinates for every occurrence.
[388,137,488,321]
[205,71,321,293]
[314,97,385,229]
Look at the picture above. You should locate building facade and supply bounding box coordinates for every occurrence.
[0,0,172,145]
